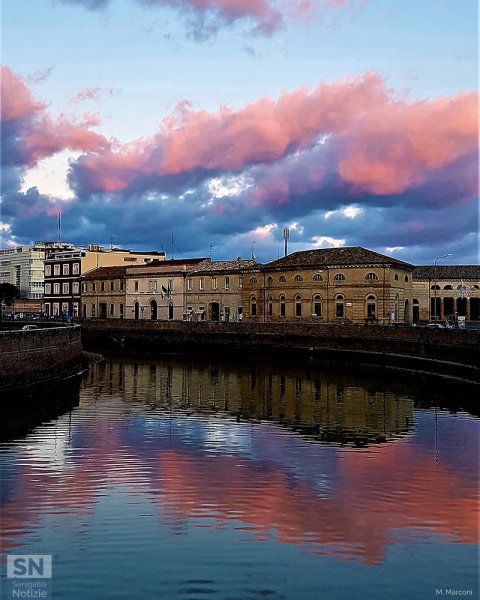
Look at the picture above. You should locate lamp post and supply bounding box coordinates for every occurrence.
[433,254,452,322]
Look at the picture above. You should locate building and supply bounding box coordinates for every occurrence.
[243,247,415,324]
[0,242,75,301]
[44,244,166,318]
[81,258,207,320]
[185,258,259,321]
[412,265,480,323]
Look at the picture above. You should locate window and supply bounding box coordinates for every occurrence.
[313,294,322,317]
[294,275,303,282]
[366,294,376,319]
[199,277,205,290]
[267,276,273,285]
[267,295,273,317]
[73,303,79,317]
[334,273,345,281]
[53,283,60,294]
[63,264,69,275]
[295,295,302,317]
[335,294,345,318]
[45,283,51,295]
[250,295,257,316]
[431,284,441,290]
[92,304,96,318]
[238,276,243,289]
[72,263,80,275]
[92,282,96,292]
[45,265,51,276]
[313,273,323,282]
[187,278,192,291]
[224,277,230,290]
[365,272,378,280]
[444,285,453,290]
[279,276,286,283]
[405,275,409,282]
[120,280,125,291]
[149,280,157,292]
[62,282,69,294]
[110,281,115,291]
[54,264,60,276]
[82,283,87,293]
[279,295,286,317]
[211,277,217,290]
[250,277,257,284]
[110,304,115,317]
[100,282,105,292]
[134,281,139,291]
[72,282,79,295]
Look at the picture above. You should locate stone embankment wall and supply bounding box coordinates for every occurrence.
[0,326,83,392]
[81,320,480,382]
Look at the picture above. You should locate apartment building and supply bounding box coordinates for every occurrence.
[0,242,74,300]
[44,244,166,318]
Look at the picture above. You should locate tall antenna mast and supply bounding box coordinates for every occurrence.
[171,233,174,259]
[283,227,289,257]
[58,211,62,242]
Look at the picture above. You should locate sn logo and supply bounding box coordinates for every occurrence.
[7,555,52,579]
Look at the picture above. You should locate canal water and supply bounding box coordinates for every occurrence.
[1,353,478,600]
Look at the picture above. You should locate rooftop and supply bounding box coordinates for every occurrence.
[265,247,414,270]
[413,265,480,280]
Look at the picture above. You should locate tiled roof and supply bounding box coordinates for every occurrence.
[413,265,480,280]
[187,259,259,274]
[265,247,414,270]
[83,266,128,278]
[126,258,208,275]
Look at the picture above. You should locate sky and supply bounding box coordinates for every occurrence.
[0,0,478,265]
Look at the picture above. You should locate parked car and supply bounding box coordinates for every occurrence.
[425,322,445,329]
[21,324,39,330]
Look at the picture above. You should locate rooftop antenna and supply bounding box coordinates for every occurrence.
[283,227,289,257]
[171,233,174,260]
[57,211,62,242]
[110,234,116,250]
[251,240,256,260]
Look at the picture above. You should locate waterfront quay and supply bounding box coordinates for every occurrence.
[81,319,480,383]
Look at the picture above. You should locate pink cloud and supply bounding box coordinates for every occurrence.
[72,72,478,201]
[1,66,110,167]
[1,66,45,121]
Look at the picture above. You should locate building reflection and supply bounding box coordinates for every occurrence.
[83,356,414,445]
[1,355,477,569]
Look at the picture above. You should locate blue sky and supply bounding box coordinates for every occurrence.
[1,0,478,264]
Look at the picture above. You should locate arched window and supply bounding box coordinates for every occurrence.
[431,284,441,290]
[444,285,453,290]
[472,285,479,290]
[250,277,257,284]
[334,273,345,281]
[250,295,257,316]
[366,294,377,319]
[279,294,286,317]
[335,294,345,318]
[267,294,273,317]
[294,274,303,282]
[313,273,323,282]
[313,294,322,317]
[394,274,399,281]
[294,294,302,317]
[279,276,286,283]
[405,275,409,282]
[267,276,273,285]
[365,272,378,281]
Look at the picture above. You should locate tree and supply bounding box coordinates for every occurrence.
[0,283,19,329]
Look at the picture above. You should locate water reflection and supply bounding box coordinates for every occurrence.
[0,354,478,599]
[84,355,415,446]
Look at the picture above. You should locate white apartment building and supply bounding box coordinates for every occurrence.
[0,242,75,299]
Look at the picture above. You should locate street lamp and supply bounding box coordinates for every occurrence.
[433,254,453,322]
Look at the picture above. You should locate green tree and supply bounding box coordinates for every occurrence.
[0,283,19,329]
